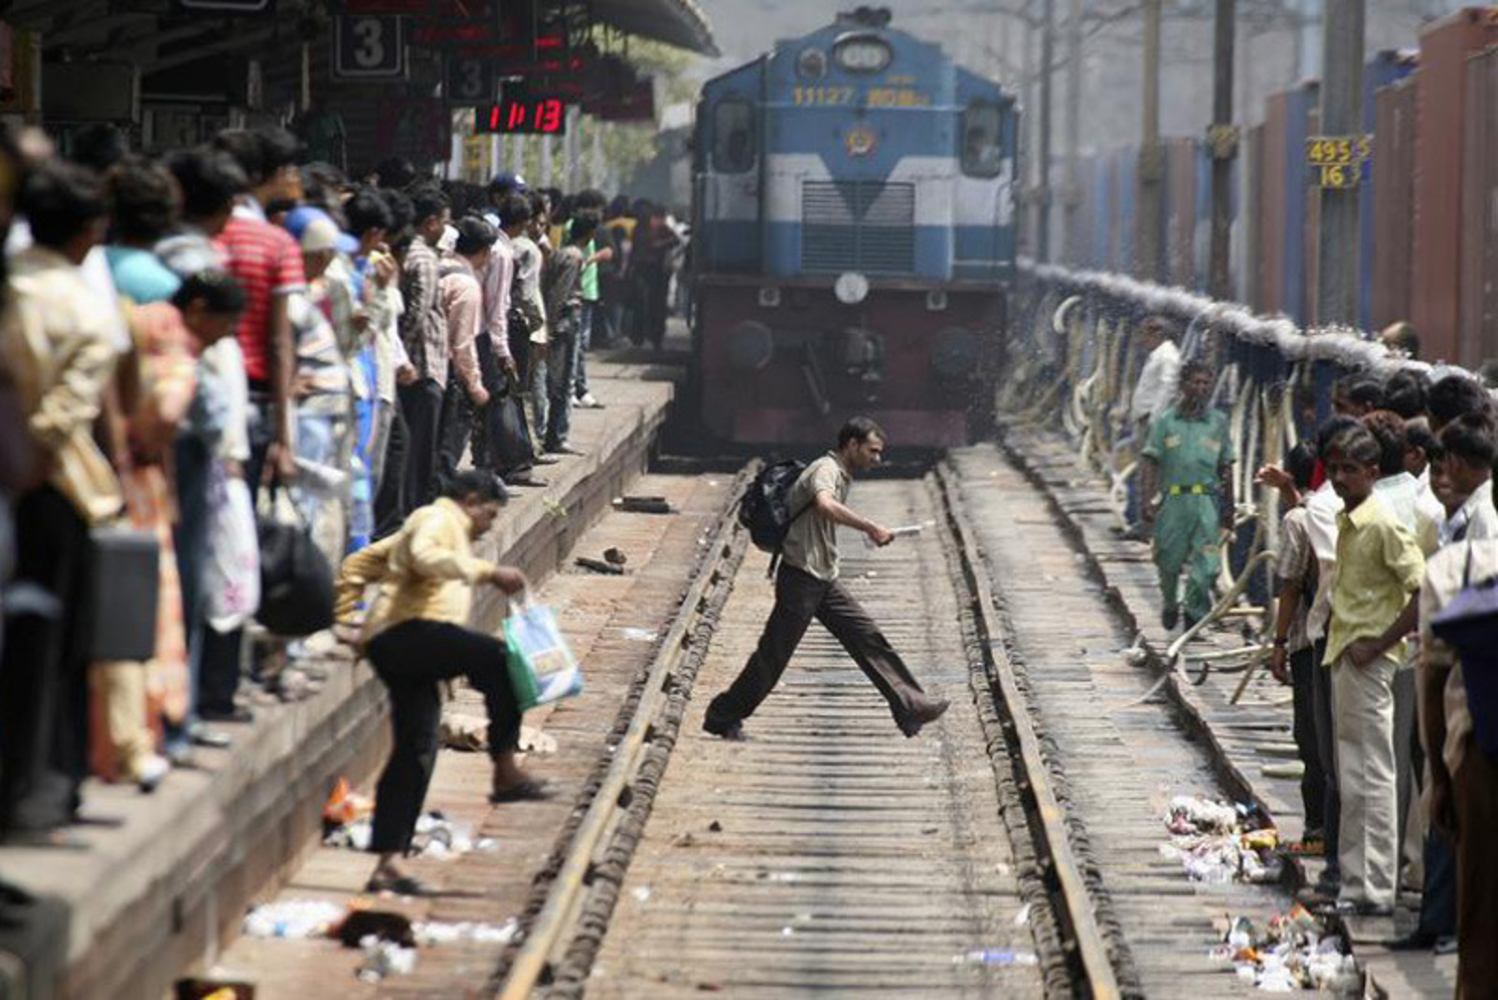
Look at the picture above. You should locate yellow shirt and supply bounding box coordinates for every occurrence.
[1324,493,1426,665]
[335,498,498,632]
[0,246,123,524]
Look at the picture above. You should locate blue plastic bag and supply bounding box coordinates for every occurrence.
[503,603,583,710]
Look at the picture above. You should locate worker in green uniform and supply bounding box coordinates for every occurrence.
[1139,359,1236,630]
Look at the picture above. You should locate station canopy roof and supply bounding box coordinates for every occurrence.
[596,0,717,55]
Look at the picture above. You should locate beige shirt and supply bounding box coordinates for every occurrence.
[1275,506,1315,654]
[782,453,850,582]
[1420,538,1498,778]
[0,246,123,524]
[334,497,499,632]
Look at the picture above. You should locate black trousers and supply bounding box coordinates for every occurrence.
[1290,646,1327,832]
[373,399,408,541]
[707,563,930,730]
[0,486,95,835]
[1310,637,1341,877]
[435,379,474,491]
[398,378,444,514]
[366,619,522,855]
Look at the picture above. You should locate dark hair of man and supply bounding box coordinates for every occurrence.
[454,216,497,256]
[70,123,129,174]
[1286,441,1317,492]
[1429,374,1492,427]
[526,188,548,217]
[837,415,885,450]
[344,187,394,237]
[105,156,182,246]
[605,194,629,219]
[380,187,415,235]
[20,160,106,249]
[1406,417,1443,464]
[1140,315,1177,343]
[171,269,246,315]
[574,188,607,212]
[213,129,266,184]
[568,210,599,244]
[1328,425,1382,468]
[1316,414,1362,460]
[1335,373,1385,411]
[1440,411,1498,468]
[164,147,247,221]
[540,186,563,213]
[444,468,507,503]
[375,157,417,191]
[1383,369,1429,419]
[409,185,449,226]
[1362,410,1409,476]
[499,192,532,230]
[1180,358,1214,382]
[256,127,301,175]
[300,161,346,203]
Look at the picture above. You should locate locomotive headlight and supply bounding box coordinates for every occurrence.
[757,285,781,308]
[833,35,892,73]
[834,271,869,305]
[931,326,980,379]
[729,321,775,371]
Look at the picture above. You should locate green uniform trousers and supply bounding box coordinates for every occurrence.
[1153,493,1220,622]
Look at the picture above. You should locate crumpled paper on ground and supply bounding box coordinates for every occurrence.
[1209,906,1360,992]
[1160,794,1285,885]
[242,899,346,939]
[324,810,497,859]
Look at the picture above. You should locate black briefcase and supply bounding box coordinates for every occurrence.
[89,526,160,662]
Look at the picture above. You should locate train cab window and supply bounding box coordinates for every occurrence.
[713,99,756,174]
[960,102,1004,178]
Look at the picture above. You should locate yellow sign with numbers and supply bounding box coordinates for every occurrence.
[1306,134,1372,188]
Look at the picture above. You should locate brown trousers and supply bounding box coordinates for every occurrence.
[706,563,929,730]
[1457,745,1498,999]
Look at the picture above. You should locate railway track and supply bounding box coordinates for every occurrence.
[492,467,1128,999]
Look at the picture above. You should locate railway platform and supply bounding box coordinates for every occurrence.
[0,358,676,1000]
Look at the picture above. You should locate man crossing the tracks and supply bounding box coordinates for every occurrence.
[702,417,950,741]
[1139,359,1236,632]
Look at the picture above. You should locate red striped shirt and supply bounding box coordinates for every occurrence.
[214,215,305,382]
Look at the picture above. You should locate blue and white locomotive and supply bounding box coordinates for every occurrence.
[691,6,1019,447]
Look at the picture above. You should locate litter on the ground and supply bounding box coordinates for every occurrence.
[1160,795,1284,885]
[356,935,417,982]
[242,899,345,939]
[953,949,1039,966]
[412,920,519,946]
[620,627,658,642]
[322,777,374,826]
[1209,906,1360,991]
[324,810,496,859]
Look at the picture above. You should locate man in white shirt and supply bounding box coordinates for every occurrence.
[1124,316,1181,538]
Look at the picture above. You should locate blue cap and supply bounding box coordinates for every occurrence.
[491,171,528,192]
[283,205,359,255]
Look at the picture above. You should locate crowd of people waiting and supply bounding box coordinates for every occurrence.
[0,122,682,848]
[1131,320,1498,995]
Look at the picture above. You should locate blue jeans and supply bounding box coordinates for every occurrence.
[573,301,596,398]
[544,326,580,451]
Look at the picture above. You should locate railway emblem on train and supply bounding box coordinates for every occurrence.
[845,124,877,157]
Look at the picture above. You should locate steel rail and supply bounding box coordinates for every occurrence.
[934,462,1124,1000]
[496,462,757,999]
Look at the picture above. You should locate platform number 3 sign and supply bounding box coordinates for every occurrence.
[334,15,407,81]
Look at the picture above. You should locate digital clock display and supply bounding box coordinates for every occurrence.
[475,97,567,135]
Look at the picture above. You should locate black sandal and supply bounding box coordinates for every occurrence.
[488,778,553,804]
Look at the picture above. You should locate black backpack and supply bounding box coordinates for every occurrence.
[739,460,813,573]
